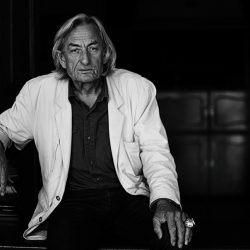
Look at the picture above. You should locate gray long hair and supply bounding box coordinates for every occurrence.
[52,13,117,79]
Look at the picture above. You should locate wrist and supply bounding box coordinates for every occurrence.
[156,198,181,211]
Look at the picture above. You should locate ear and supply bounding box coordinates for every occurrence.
[57,50,67,69]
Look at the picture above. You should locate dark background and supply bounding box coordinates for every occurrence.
[0,0,249,249]
[1,0,249,98]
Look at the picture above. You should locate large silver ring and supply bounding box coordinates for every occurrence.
[185,218,195,228]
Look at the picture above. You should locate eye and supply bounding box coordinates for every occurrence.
[89,46,99,53]
[70,48,81,53]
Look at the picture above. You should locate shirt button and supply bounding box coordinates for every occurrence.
[96,177,100,181]
[39,217,42,222]
[56,196,60,201]
[87,136,91,140]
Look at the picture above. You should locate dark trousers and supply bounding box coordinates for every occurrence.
[47,187,174,250]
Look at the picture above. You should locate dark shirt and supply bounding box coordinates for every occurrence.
[66,77,121,190]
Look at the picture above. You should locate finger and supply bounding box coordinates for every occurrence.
[182,212,188,222]
[182,213,194,245]
[153,218,163,239]
[185,228,193,245]
[184,227,192,245]
[166,212,177,246]
[188,229,193,244]
[175,212,185,248]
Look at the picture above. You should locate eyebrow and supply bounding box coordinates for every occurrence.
[68,41,99,48]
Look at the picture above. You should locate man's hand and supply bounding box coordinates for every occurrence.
[0,142,8,196]
[153,199,193,248]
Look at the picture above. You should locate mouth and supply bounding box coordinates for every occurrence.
[78,69,93,73]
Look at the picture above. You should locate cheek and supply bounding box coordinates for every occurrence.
[65,63,76,78]
[66,59,78,72]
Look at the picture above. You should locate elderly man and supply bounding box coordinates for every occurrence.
[0,13,194,250]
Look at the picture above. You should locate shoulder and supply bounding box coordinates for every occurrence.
[15,73,67,110]
[20,72,65,97]
[25,72,62,89]
[107,68,156,96]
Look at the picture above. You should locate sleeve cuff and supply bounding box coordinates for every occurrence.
[150,198,181,211]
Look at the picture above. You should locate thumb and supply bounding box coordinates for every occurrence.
[153,217,162,239]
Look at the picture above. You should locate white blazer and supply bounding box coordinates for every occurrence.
[0,69,180,239]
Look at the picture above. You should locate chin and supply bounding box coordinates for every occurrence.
[81,78,98,84]
[77,73,98,82]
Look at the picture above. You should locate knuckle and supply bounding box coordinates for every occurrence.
[179,226,186,236]
[167,219,176,228]
[166,211,174,220]
[153,216,161,224]
[169,224,177,234]
[174,211,181,220]
[153,225,160,235]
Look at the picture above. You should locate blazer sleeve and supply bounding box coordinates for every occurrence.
[133,77,181,206]
[0,81,34,150]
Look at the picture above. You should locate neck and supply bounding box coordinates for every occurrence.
[71,78,103,108]
[72,78,102,96]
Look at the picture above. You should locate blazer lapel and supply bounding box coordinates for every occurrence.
[53,76,124,173]
[54,80,72,171]
[107,77,124,171]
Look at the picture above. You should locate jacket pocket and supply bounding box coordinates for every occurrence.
[123,141,143,176]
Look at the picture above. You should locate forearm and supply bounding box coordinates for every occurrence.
[0,127,11,151]
[0,140,7,161]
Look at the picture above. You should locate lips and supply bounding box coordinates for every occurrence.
[79,69,93,72]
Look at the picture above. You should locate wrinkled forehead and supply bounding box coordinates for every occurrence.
[65,23,102,46]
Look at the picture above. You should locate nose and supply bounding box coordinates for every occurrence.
[80,50,90,65]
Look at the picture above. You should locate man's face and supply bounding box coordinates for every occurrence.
[59,24,105,83]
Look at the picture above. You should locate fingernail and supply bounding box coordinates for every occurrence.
[185,240,188,245]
